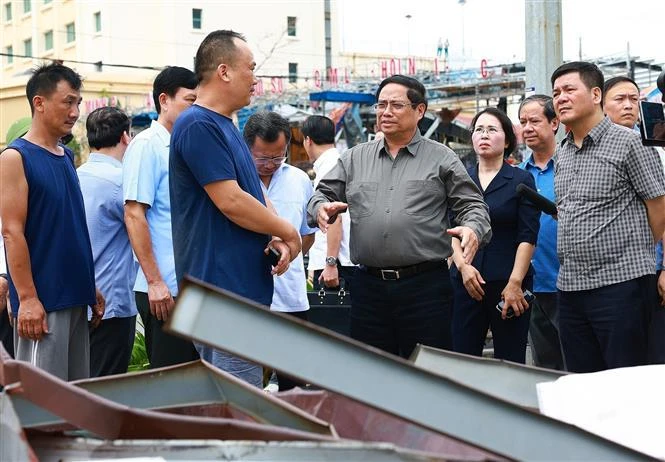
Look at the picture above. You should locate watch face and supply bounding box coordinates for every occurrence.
[326,257,337,266]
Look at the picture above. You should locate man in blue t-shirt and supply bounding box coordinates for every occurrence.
[518,95,564,370]
[170,30,301,388]
[0,64,104,381]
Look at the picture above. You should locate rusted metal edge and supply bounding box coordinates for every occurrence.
[0,346,336,442]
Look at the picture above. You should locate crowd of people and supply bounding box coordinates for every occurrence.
[0,29,663,389]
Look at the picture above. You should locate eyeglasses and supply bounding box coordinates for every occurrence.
[373,100,417,113]
[254,156,287,165]
[472,126,503,136]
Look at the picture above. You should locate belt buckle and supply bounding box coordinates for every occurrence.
[380,269,400,280]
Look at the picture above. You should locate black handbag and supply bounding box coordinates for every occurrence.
[307,279,351,337]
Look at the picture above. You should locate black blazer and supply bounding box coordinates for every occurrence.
[451,161,540,282]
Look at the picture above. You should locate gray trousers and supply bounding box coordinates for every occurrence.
[14,306,89,381]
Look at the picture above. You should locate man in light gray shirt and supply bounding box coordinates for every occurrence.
[307,75,491,358]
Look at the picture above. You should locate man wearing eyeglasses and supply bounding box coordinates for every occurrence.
[243,111,317,390]
[307,74,491,358]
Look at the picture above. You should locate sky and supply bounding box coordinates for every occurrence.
[338,0,664,68]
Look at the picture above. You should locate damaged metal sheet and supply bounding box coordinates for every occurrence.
[0,346,336,442]
[165,277,653,461]
[27,437,455,461]
[7,359,333,437]
[409,344,566,409]
[277,389,504,461]
[0,391,37,462]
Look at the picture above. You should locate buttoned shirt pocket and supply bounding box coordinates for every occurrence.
[347,181,378,218]
[404,180,442,217]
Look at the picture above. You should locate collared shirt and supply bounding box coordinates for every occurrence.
[554,116,665,291]
[519,154,559,293]
[308,147,353,270]
[122,121,178,295]
[263,163,317,312]
[307,130,491,267]
[78,153,138,319]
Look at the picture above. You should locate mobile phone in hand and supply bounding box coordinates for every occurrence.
[496,290,535,318]
[268,246,281,266]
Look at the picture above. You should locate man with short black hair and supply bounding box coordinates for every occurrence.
[307,74,491,358]
[0,63,104,380]
[603,76,640,130]
[551,61,665,372]
[170,30,301,387]
[518,94,564,370]
[123,66,199,368]
[78,106,138,377]
[301,115,355,290]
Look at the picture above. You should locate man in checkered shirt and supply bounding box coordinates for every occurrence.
[551,61,665,373]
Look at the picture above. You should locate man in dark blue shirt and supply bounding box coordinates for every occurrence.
[0,64,104,380]
[170,30,300,387]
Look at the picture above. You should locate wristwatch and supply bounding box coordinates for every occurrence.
[325,256,338,267]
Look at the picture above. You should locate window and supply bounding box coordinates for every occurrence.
[23,38,32,57]
[4,2,11,21]
[23,0,30,13]
[287,16,296,36]
[192,8,202,29]
[93,11,101,32]
[44,30,53,50]
[6,45,13,64]
[65,22,75,42]
[288,62,298,83]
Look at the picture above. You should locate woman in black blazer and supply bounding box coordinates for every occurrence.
[450,107,540,363]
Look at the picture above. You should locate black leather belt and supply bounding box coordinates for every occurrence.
[362,261,445,281]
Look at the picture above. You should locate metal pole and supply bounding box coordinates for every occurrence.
[525,0,562,96]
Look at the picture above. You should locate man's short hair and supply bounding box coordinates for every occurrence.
[470,107,517,158]
[519,94,557,123]
[376,75,428,111]
[86,106,130,150]
[550,61,604,95]
[301,115,335,145]
[152,66,198,114]
[603,76,639,98]
[194,30,247,83]
[26,63,82,115]
[243,111,291,148]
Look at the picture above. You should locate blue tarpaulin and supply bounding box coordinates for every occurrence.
[309,91,375,104]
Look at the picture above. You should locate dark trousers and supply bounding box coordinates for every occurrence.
[351,265,452,359]
[451,278,532,363]
[275,310,309,391]
[528,292,565,370]
[90,315,136,377]
[135,291,199,369]
[0,307,13,358]
[558,275,656,373]
[650,271,665,364]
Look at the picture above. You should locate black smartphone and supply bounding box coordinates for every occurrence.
[327,206,348,224]
[268,246,281,266]
[639,101,665,147]
[496,290,535,319]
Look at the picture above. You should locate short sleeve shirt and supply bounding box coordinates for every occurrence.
[554,117,665,291]
[263,164,317,312]
[122,121,177,295]
[78,153,138,319]
[170,105,273,305]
